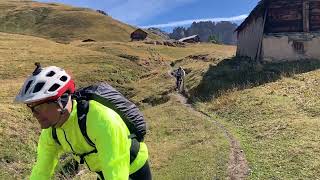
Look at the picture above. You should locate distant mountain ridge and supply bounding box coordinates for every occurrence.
[169,21,237,45]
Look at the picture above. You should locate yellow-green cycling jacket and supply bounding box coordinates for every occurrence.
[30,100,149,180]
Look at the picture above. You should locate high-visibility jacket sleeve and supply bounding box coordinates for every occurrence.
[30,129,62,180]
[87,102,131,180]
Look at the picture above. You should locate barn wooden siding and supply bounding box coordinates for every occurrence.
[236,16,264,59]
[265,0,303,33]
[310,1,320,31]
[236,0,320,61]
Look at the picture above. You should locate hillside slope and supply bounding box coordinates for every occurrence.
[0,30,236,179]
[0,0,161,42]
[178,55,320,179]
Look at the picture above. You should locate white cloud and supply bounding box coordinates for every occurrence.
[140,14,248,28]
[108,0,197,24]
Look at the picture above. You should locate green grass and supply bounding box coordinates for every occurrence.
[188,57,320,101]
[182,56,320,179]
[144,94,229,179]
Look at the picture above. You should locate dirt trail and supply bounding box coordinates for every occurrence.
[170,93,249,180]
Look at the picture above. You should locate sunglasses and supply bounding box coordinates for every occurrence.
[26,94,70,114]
[27,101,58,114]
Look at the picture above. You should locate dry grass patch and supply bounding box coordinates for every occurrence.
[0,79,39,178]
[144,95,229,179]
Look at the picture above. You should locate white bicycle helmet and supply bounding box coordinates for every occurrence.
[15,63,75,104]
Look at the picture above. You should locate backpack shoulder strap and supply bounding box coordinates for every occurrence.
[76,98,140,164]
[77,99,95,147]
[52,128,61,146]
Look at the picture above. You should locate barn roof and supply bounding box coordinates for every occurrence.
[131,28,148,35]
[235,0,268,32]
[178,34,199,42]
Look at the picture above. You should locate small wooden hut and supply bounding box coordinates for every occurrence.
[131,29,148,41]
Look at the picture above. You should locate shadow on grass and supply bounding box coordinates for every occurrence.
[189,57,320,101]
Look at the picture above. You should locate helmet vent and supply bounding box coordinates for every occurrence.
[60,76,68,82]
[24,80,33,94]
[48,83,61,92]
[33,82,45,93]
[46,71,56,77]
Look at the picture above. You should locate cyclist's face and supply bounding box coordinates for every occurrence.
[27,101,61,129]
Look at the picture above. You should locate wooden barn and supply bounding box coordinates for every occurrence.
[130,28,148,41]
[236,0,320,62]
[178,35,200,43]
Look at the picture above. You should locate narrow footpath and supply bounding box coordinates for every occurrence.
[168,67,249,179]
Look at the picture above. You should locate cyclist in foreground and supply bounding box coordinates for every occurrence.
[15,63,152,180]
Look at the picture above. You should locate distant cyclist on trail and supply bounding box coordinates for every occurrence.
[14,63,152,180]
[171,66,186,92]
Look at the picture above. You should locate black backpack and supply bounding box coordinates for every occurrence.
[52,83,146,164]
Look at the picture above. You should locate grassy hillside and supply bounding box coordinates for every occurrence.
[5,7,320,177]
[197,71,320,179]
[179,56,320,179]
[0,30,236,179]
[5,1,320,179]
[0,0,161,43]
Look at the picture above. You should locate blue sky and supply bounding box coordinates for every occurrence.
[37,0,260,31]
